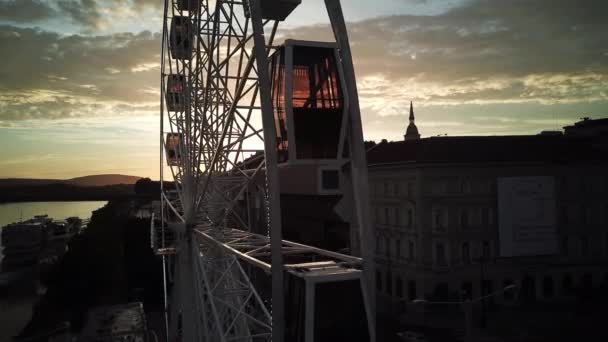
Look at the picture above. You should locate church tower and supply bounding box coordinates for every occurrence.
[404,101,420,141]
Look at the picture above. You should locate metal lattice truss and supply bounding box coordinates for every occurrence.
[195,225,363,273]
[160,0,279,223]
[191,237,272,341]
[158,1,289,341]
[156,0,376,341]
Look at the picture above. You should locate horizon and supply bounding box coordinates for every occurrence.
[1,0,607,179]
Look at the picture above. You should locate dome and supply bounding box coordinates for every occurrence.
[406,123,419,136]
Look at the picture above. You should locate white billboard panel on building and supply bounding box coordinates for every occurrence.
[497,177,558,257]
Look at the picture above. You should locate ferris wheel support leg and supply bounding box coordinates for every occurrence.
[248,1,286,341]
[325,1,377,341]
[178,237,199,341]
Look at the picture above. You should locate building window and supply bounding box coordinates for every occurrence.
[384,207,389,225]
[376,271,382,291]
[503,279,514,300]
[375,235,380,253]
[394,182,400,196]
[384,236,390,257]
[395,239,401,259]
[384,181,390,197]
[408,240,415,260]
[407,181,414,197]
[460,210,469,229]
[562,236,569,256]
[408,280,417,300]
[562,275,574,296]
[434,283,450,301]
[386,271,393,295]
[433,207,446,231]
[461,180,471,194]
[436,242,447,266]
[543,276,554,298]
[581,236,589,257]
[461,281,473,300]
[462,242,471,264]
[394,207,400,226]
[482,241,491,259]
[407,209,413,228]
[396,276,403,298]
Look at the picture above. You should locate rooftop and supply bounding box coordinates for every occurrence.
[367,134,608,166]
[80,302,147,341]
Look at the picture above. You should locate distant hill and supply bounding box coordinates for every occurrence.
[0,174,142,188]
[66,174,142,187]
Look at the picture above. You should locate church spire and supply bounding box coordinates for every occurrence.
[404,101,421,141]
[409,101,415,122]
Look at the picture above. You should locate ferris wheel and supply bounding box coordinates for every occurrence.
[153,0,376,341]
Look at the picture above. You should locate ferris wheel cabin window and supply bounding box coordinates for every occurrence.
[165,133,183,166]
[170,16,194,60]
[292,45,344,159]
[166,75,187,112]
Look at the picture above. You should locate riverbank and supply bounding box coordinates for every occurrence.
[16,199,163,339]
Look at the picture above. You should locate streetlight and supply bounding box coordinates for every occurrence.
[410,285,517,342]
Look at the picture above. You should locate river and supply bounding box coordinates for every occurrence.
[0,200,107,258]
[0,201,107,341]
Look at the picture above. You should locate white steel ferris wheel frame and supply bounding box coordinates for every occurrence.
[156,0,376,341]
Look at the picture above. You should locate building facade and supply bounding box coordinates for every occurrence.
[366,118,608,313]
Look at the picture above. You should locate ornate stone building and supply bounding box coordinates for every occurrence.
[366,117,608,313]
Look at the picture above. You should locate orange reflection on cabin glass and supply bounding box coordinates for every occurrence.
[270,48,289,161]
[292,54,342,109]
[166,133,182,166]
[291,46,344,159]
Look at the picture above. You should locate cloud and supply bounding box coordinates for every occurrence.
[57,0,102,28]
[281,0,608,106]
[0,25,161,120]
[0,0,163,30]
[1,0,607,131]
[0,0,56,23]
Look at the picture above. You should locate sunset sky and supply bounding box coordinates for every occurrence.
[0,0,607,179]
